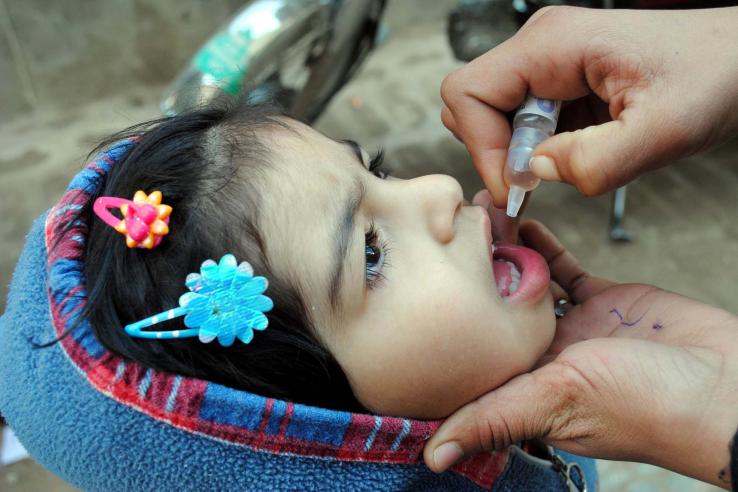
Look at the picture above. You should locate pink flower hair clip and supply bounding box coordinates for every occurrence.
[93,190,172,249]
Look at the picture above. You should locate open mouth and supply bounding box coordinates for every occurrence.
[477,203,550,303]
[489,243,551,303]
[493,252,521,296]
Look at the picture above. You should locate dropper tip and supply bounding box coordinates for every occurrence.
[506,186,526,218]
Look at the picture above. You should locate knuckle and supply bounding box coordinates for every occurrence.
[441,70,459,105]
[528,5,556,23]
[440,69,464,106]
[440,107,453,128]
[468,400,495,452]
[567,270,591,296]
[469,398,514,452]
[575,182,604,198]
[526,5,573,28]
[546,244,569,269]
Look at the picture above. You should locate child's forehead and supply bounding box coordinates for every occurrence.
[255,125,364,316]
[270,118,348,155]
[260,122,363,191]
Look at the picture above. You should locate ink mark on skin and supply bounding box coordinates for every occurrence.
[609,308,646,327]
[718,467,729,485]
[652,321,664,330]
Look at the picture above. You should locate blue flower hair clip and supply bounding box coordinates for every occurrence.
[125,254,273,347]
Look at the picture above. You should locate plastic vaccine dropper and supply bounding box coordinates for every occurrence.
[505,96,562,217]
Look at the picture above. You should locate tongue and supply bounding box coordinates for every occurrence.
[493,259,513,296]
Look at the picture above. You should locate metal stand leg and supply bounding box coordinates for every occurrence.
[609,186,632,242]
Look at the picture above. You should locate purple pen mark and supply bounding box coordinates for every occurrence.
[609,308,646,327]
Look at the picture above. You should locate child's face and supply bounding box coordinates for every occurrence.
[260,121,555,418]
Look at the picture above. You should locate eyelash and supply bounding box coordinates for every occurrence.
[365,147,390,289]
[365,221,391,289]
[369,149,389,179]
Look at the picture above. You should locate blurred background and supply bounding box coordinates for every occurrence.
[1,0,735,490]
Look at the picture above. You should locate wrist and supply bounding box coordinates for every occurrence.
[664,394,737,489]
[668,408,736,489]
[647,315,738,489]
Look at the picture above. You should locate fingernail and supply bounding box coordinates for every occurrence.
[433,442,464,471]
[530,156,561,182]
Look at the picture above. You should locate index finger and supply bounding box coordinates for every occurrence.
[520,220,613,303]
[441,64,517,208]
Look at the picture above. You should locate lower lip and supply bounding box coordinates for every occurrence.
[477,205,549,303]
[490,243,550,304]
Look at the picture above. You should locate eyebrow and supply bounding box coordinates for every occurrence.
[327,141,369,309]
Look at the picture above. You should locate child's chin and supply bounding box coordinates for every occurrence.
[521,291,557,362]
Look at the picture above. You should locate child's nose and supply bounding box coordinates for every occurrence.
[405,174,464,244]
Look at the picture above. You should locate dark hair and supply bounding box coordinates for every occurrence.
[55,102,364,412]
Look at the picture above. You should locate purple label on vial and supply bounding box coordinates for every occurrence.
[537,99,556,113]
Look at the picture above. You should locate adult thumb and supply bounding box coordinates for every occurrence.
[424,368,565,473]
[530,116,660,197]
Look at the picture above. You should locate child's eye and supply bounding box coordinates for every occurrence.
[365,222,389,288]
[369,150,390,179]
